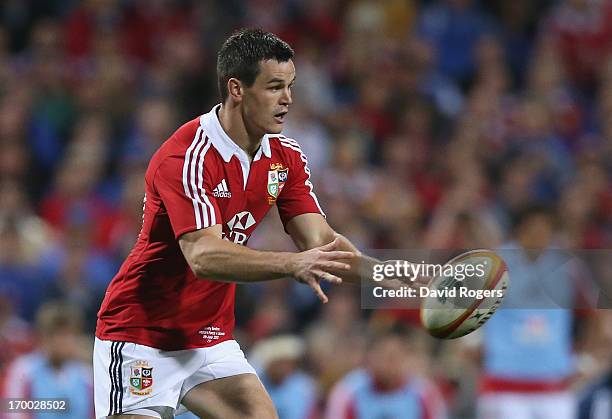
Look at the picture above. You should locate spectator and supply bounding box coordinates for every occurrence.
[251,335,318,419]
[306,288,366,396]
[546,0,612,90]
[477,206,585,419]
[0,290,33,396]
[577,311,612,419]
[2,301,93,419]
[325,327,447,419]
[418,0,494,86]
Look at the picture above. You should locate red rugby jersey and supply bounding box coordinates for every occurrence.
[96,105,324,350]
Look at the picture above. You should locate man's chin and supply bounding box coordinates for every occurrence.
[267,124,283,134]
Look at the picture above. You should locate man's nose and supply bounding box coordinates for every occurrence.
[280,87,292,106]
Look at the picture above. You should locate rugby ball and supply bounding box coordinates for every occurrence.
[420,250,509,339]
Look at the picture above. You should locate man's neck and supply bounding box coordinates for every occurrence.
[218,103,262,159]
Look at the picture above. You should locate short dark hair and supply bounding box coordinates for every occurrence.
[217,28,294,102]
[512,204,557,230]
[36,301,83,335]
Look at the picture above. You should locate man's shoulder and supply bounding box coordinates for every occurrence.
[268,135,306,164]
[147,116,213,177]
[334,369,370,393]
[173,117,203,142]
[149,117,200,159]
[269,134,303,151]
[5,352,44,376]
[284,371,317,391]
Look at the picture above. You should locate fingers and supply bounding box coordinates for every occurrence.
[318,261,351,271]
[307,279,329,303]
[322,251,356,260]
[318,237,340,251]
[303,270,342,303]
[313,269,342,284]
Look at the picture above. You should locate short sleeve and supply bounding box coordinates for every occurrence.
[276,145,325,227]
[154,153,221,238]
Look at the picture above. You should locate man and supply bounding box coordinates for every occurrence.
[325,327,447,419]
[3,301,93,419]
[94,28,383,419]
[476,205,587,419]
[578,372,612,419]
[250,335,317,419]
[577,311,612,419]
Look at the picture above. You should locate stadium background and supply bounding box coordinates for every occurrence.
[1,0,612,418]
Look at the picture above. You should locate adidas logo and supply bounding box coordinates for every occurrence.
[213,179,231,198]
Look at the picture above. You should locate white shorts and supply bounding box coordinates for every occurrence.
[93,338,257,419]
[477,391,576,419]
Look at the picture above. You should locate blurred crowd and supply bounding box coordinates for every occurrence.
[1,0,612,418]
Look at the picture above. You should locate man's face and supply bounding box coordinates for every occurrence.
[241,59,295,136]
[367,337,408,389]
[42,329,79,366]
[517,214,553,250]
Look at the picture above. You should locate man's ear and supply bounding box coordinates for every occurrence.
[227,78,243,102]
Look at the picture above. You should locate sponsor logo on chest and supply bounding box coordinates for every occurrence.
[223,211,256,245]
[213,179,231,198]
[267,163,288,204]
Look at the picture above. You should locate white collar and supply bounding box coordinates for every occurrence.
[199,104,272,163]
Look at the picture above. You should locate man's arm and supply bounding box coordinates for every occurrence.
[285,213,381,284]
[178,225,354,302]
[286,213,430,288]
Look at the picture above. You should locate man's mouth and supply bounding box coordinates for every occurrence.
[274,111,288,124]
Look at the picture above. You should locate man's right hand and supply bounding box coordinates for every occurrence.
[288,238,355,303]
